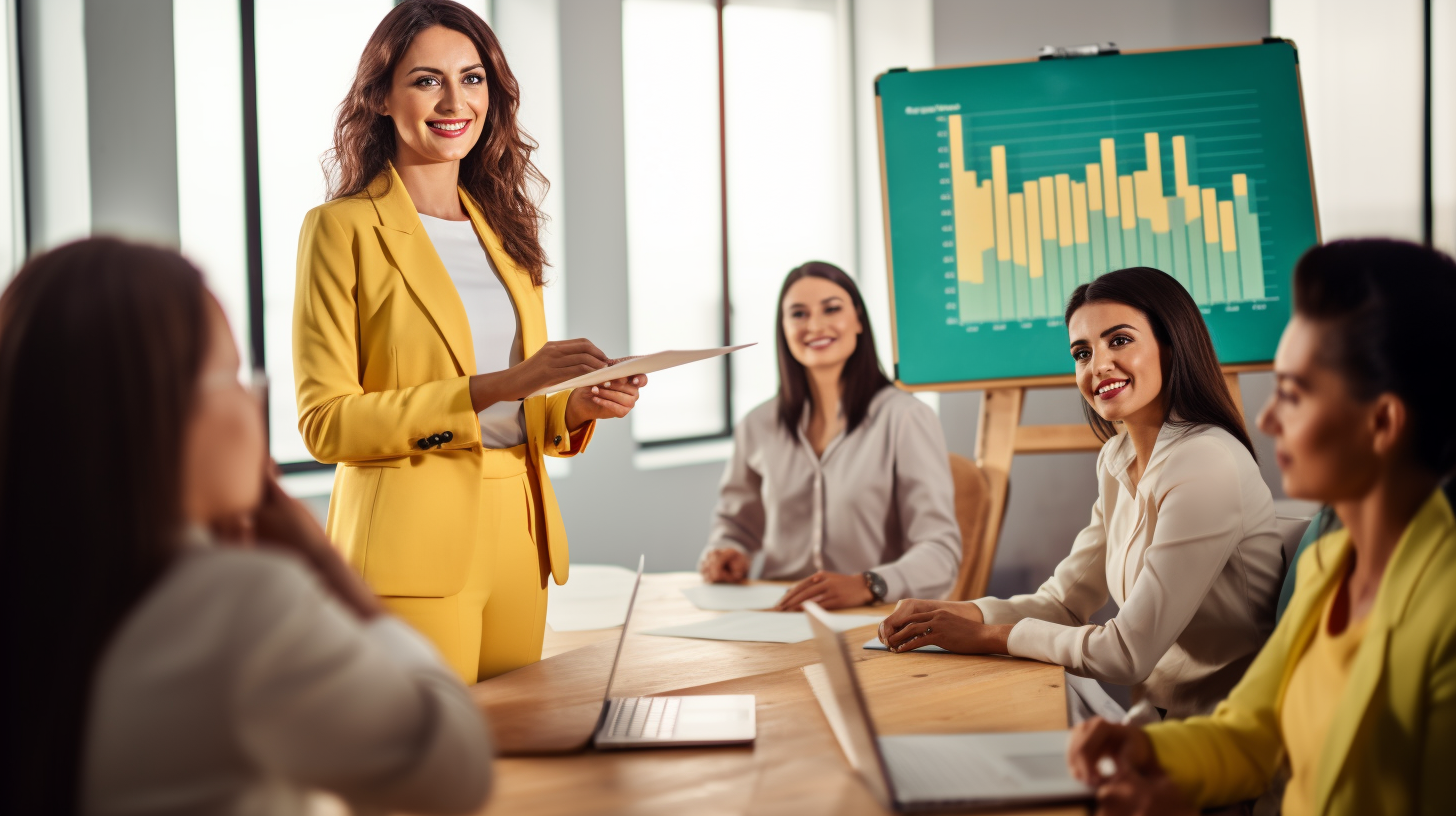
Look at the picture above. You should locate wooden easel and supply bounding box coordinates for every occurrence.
[951,364,1264,600]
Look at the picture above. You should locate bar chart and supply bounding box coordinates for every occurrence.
[879,43,1317,385]
[947,116,1267,325]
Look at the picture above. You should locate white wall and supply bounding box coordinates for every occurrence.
[1273,0,1425,242]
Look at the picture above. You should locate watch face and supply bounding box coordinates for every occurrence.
[867,571,887,600]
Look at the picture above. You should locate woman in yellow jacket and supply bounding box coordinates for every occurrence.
[293,0,642,683]
[1066,239,1456,816]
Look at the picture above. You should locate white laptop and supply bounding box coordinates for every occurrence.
[803,603,1091,811]
[592,556,756,749]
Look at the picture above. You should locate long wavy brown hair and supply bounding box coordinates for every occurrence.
[328,0,548,284]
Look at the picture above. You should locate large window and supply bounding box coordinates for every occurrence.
[254,0,395,467]
[622,0,856,445]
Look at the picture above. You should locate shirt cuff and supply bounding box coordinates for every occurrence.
[365,616,447,671]
[1004,616,1068,665]
[874,564,911,604]
[972,595,1026,625]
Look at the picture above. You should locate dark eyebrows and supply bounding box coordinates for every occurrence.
[406,63,485,76]
[1070,322,1137,349]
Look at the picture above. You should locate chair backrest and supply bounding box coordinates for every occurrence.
[946,453,993,601]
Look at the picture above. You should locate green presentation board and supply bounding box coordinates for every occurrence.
[878,41,1318,387]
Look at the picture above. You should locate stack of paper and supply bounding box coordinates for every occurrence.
[681,583,787,611]
[642,611,884,644]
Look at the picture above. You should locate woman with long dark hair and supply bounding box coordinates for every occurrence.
[294,0,643,682]
[0,239,490,815]
[1067,241,1456,816]
[880,267,1284,718]
[698,261,961,609]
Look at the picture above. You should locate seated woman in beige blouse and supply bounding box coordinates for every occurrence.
[879,267,1284,718]
[698,261,961,610]
[0,239,490,815]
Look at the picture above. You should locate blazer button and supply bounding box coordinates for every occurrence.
[553,435,563,445]
[440,430,453,444]
[416,437,431,450]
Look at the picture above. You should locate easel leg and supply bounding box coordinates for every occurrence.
[1224,372,1245,424]
[969,387,1023,600]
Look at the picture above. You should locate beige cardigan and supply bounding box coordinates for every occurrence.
[83,545,492,816]
[974,423,1284,718]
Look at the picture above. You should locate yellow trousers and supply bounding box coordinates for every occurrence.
[381,445,549,684]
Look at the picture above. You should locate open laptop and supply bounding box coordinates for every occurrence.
[591,556,756,749]
[803,603,1090,811]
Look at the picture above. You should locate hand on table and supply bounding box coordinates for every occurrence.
[1066,718,1195,816]
[877,598,1012,654]
[564,373,648,429]
[773,571,873,611]
[700,547,750,583]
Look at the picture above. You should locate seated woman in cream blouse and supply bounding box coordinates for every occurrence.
[879,267,1284,719]
[698,261,961,610]
[0,240,490,815]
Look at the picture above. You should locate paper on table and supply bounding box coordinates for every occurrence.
[641,611,884,644]
[526,343,756,398]
[544,564,638,632]
[681,583,787,611]
[862,636,948,653]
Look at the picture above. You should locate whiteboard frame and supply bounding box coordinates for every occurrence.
[877,40,1321,392]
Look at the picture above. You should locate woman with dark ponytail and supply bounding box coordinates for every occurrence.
[1069,240,1456,816]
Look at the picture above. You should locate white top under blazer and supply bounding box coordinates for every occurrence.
[418,212,526,449]
[973,422,1284,719]
[82,542,492,816]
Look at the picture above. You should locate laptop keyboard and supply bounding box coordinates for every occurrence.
[604,697,682,740]
[881,739,1011,792]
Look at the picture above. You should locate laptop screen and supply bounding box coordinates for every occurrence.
[599,554,645,703]
[803,602,898,808]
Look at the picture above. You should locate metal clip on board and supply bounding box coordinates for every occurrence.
[1038,42,1119,60]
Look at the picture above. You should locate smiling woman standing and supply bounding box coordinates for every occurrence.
[879,267,1284,719]
[698,261,962,610]
[294,0,643,683]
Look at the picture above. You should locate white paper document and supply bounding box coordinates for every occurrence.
[681,583,787,611]
[545,564,638,632]
[862,636,948,653]
[641,611,884,644]
[526,343,756,398]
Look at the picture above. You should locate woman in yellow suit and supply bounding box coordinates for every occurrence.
[293,0,643,683]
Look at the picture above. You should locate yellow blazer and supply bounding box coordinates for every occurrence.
[292,166,591,597]
[1144,485,1456,815]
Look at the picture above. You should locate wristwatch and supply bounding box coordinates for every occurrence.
[863,570,888,603]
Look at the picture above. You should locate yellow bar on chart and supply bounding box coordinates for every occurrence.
[1119,175,1136,230]
[949,116,984,283]
[1172,135,1189,197]
[1137,133,1169,232]
[1024,180,1044,277]
[1086,164,1104,211]
[1144,132,1162,182]
[1203,188,1220,242]
[1184,184,1201,222]
[1038,177,1057,241]
[1233,173,1249,197]
[1010,192,1028,266]
[992,146,1011,261]
[1100,138,1119,216]
[1072,181,1090,244]
[1055,174,1074,248]
[1219,200,1238,252]
[949,115,966,174]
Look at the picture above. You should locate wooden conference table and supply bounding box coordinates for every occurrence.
[466,573,1086,816]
